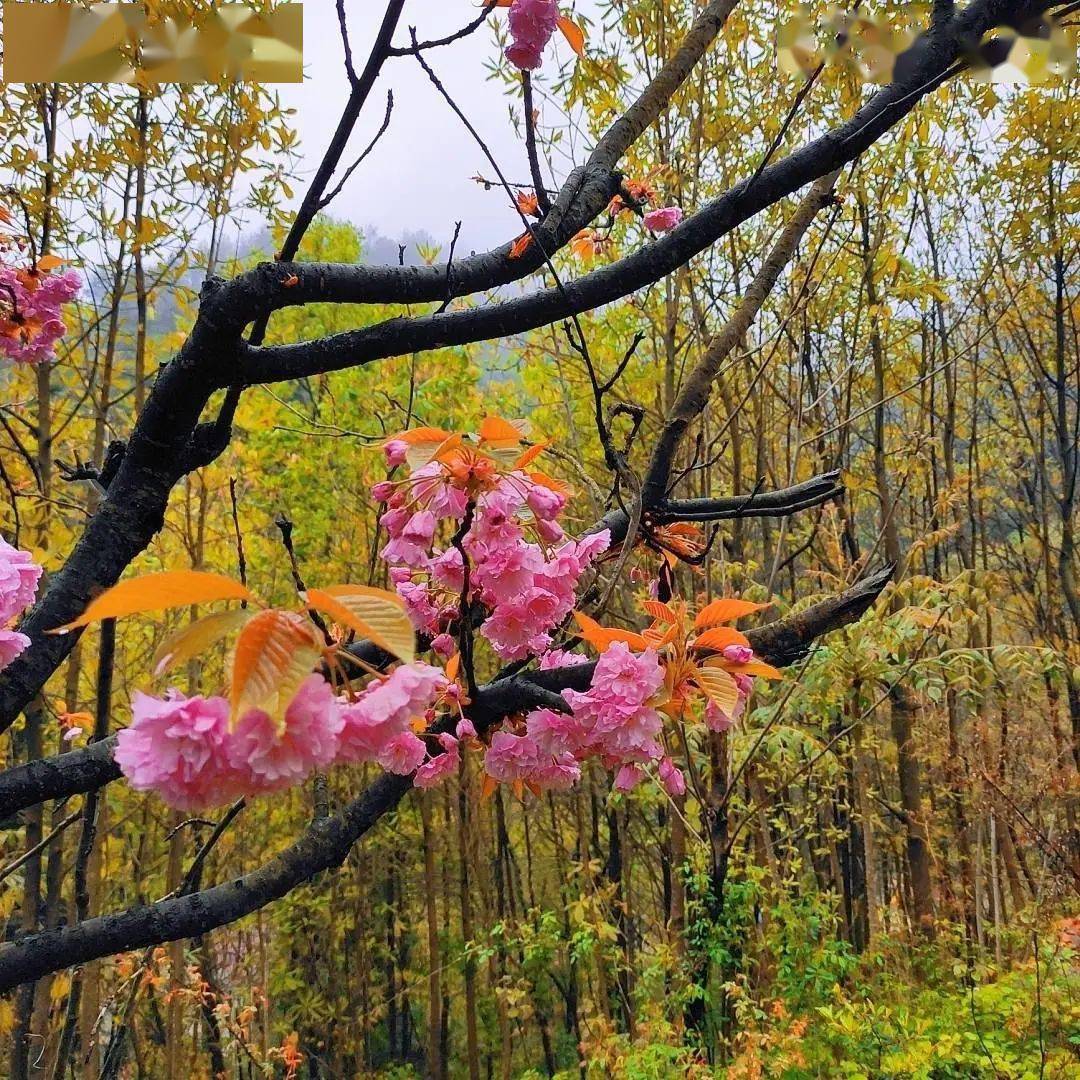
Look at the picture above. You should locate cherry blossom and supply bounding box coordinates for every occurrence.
[0,628,31,671]
[0,535,42,620]
[643,206,684,233]
[375,439,609,661]
[0,264,81,366]
[227,675,343,794]
[115,691,237,811]
[413,733,460,789]
[505,0,560,70]
[0,535,42,673]
[658,756,686,797]
[336,662,446,764]
[378,730,428,775]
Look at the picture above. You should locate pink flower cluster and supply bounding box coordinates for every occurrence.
[483,643,685,796]
[115,663,462,810]
[643,206,684,233]
[505,0,560,70]
[0,263,81,365]
[376,460,610,662]
[0,535,42,672]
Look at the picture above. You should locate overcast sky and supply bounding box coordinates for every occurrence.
[274,2,596,256]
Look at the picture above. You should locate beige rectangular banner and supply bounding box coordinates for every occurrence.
[2,2,303,83]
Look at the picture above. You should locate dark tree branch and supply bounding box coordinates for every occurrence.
[0,735,120,824]
[387,1,498,57]
[521,72,552,217]
[228,0,1029,386]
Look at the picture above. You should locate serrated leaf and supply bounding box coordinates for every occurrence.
[724,658,784,680]
[642,600,677,624]
[398,426,453,446]
[308,584,415,663]
[693,665,740,714]
[48,570,256,634]
[694,598,770,630]
[513,442,548,469]
[230,609,321,729]
[479,415,526,447]
[573,611,648,652]
[692,626,751,652]
[153,608,256,676]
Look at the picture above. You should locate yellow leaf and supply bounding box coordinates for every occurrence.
[153,608,256,676]
[724,658,784,680]
[48,571,256,634]
[557,15,586,56]
[694,598,770,630]
[308,584,415,664]
[0,999,14,1036]
[230,610,321,729]
[693,665,740,715]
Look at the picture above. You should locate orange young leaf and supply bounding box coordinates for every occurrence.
[48,570,256,634]
[508,232,534,259]
[479,414,525,446]
[642,599,677,624]
[308,584,415,663]
[515,190,540,217]
[402,430,461,471]
[36,254,64,272]
[230,609,321,729]
[694,597,770,630]
[480,773,500,802]
[693,664,740,715]
[429,433,468,464]
[570,229,597,262]
[529,470,571,497]
[513,442,548,470]
[153,608,256,676]
[573,611,649,652]
[397,426,453,446]
[643,621,680,649]
[444,652,461,683]
[652,522,707,561]
[557,15,586,55]
[692,626,751,652]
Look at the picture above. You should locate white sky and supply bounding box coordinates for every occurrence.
[276,2,594,255]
